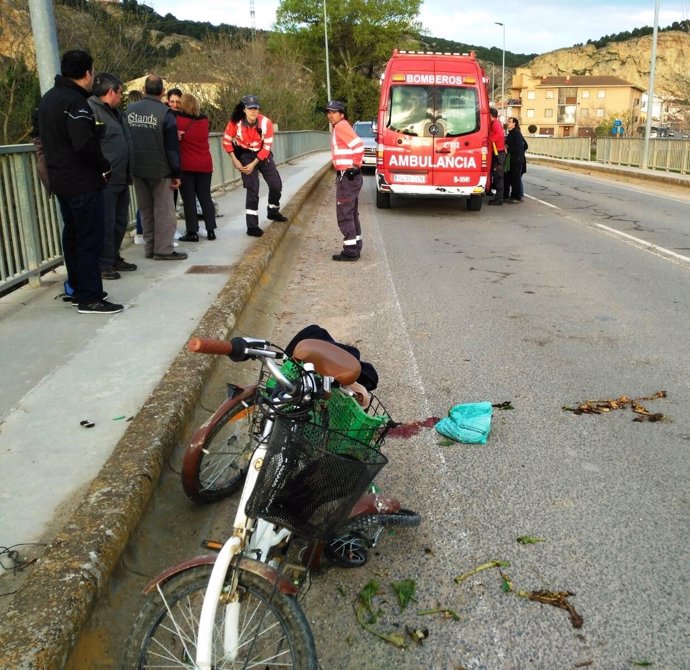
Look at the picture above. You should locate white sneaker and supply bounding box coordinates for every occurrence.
[198,227,208,238]
[173,241,179,247]
[134,234,144,245]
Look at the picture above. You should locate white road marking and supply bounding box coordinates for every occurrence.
[525,193,690,266]
[525,194,559,209]
[596,223,690,264]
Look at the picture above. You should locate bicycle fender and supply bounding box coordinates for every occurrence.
[348,493,401,517]
[142,555,299,596]
[188,384,257,450]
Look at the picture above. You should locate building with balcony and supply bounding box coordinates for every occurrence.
[506,69,645,137]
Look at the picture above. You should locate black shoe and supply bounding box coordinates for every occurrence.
[101,268,121,280]
[77,299,123,314]
[114,257,137,271]
[153,251,188,260]
[267,211,288,222]
[71,291,107,306]
[178,232,199,242]
[487,199,503,206]
[144,251,153,259]
[332,252,360,262]
[247,227,264,237]
[207,230,216,240]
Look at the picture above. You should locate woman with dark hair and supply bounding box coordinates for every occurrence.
[505,116,528,203]
[175,93,217,241]
[222,95,287,237]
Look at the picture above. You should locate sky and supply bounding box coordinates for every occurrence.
[144,0,689,55]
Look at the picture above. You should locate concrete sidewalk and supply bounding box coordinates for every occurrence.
[0,151,330,669]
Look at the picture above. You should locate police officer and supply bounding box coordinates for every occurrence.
[326,100,364,261]
[222,95,287,237]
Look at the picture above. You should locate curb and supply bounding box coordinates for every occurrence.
[0,160,332,670]
[527,155,690,188]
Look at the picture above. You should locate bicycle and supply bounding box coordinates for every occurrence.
[124,335,420,668]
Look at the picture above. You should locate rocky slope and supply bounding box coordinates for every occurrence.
[525,31,689,101]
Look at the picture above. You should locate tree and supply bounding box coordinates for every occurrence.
[166,33,319,132]
[54,1,166,82]
[0,1,40,144]
[275,0,422,123]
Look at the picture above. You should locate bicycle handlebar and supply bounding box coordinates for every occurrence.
[188,337,233,355]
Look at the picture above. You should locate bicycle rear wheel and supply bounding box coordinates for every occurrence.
[123,564,316,669]
[181,395,256,503]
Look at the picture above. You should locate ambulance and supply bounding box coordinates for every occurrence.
[375,50,491,211]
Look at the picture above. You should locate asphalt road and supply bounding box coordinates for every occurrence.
[74,165,690,669]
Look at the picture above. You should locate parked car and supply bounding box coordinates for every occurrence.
[353,120,377,171]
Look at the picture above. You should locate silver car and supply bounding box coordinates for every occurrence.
[353,120,376,170]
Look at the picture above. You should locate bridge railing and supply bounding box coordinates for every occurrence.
[0,131,329,295]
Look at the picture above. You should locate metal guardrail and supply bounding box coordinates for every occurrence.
[525,137,592,161]
[597,138,690,174]
[0,131,329,295]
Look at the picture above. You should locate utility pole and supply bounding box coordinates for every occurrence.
[249,0,256,35]
[495,22,505,118]
[642,0,660,169]
[28,0,60,95]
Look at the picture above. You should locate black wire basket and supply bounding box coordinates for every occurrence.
[245,417,388,539]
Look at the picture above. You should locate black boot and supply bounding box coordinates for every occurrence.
[267,210,288,222]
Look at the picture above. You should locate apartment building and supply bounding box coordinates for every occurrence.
[506,68,645,137]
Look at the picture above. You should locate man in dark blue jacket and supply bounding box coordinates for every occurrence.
[89,72,136,280]
[37,50,123,314]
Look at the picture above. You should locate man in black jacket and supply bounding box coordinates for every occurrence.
[37,50,123,314]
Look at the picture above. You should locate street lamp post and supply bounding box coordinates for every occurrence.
[495,21,505,118]
[642,0,660,169]
[323,0,332,102]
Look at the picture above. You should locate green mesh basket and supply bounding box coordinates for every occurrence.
[324,389,391,452]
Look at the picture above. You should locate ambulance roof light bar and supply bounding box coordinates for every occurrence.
[394,49,476,59]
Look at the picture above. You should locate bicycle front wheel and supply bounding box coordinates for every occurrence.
[123,564,317,669]
[181,395,256,503]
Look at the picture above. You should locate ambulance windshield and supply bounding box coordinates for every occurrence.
[387,85,479,138]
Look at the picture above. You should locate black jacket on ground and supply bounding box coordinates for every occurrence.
[37,75,111,197]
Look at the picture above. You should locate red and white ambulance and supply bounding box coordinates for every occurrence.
[375,50,491,211]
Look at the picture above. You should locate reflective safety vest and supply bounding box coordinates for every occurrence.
[222,114,274,161]
[330,119,364,170]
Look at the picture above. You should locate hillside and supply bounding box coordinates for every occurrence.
[526,31,690,102]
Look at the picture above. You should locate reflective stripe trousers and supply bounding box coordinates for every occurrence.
[335,172,363,257]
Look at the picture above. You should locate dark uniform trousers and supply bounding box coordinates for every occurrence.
[491,150,506,203]
[237,151,282,229]
[335,171,363,257]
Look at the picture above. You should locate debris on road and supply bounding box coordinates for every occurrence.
[563,391,666,422]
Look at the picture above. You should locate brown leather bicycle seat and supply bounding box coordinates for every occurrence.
[292,339,361,386]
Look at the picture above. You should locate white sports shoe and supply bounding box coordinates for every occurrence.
[134,234,144,245]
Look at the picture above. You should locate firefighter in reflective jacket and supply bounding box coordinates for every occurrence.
[326,100,364,261]
[222,95,287,237]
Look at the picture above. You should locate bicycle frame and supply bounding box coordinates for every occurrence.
[195,359,319,668]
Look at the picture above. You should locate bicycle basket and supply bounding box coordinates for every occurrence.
[245,417,388,539]
[325,389,392,452]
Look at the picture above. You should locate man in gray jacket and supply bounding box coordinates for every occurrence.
[89,73,137,279]
[125,74,187,260]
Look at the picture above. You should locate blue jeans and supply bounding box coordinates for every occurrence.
[57,190,105,304]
